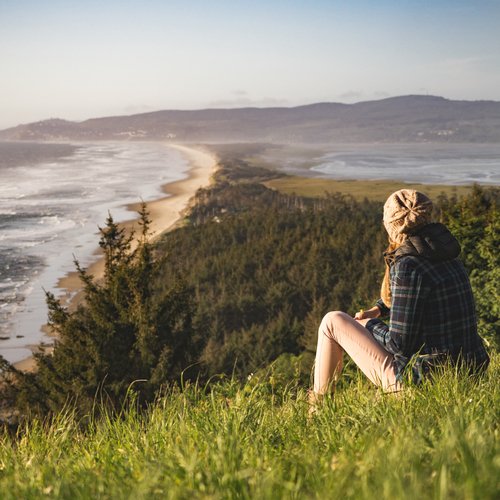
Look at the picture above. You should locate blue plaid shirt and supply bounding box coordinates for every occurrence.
[366,255,490,382]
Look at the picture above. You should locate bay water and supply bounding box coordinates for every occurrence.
[308,143,500,184]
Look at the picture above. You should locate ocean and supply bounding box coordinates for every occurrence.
[0,141,190,364]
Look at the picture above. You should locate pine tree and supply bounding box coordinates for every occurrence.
[4,205,195,416]
[439,186,500,347]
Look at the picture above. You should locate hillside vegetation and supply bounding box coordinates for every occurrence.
[263,176,474,202]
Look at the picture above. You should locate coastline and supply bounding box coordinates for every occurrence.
[12,143,219,372]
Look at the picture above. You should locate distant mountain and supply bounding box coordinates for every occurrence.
[2,95,500,143]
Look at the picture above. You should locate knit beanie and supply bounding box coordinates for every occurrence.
[383,189,433,244]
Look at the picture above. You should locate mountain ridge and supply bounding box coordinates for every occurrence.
[2,95,500,143]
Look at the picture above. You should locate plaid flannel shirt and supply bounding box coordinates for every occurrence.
[365,255,490,382]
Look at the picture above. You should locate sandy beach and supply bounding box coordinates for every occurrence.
[12,143,218,372]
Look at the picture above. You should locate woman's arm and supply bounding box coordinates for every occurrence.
[354,306,381,320]
[375,298,390,318]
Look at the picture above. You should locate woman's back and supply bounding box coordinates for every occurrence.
[391,254,488,368]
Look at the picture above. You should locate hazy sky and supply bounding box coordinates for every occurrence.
[1,0,499,129]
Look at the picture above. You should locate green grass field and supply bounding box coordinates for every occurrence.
[1,353,498,499]
[263,176,474,202]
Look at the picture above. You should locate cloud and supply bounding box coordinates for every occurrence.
[373,91,390,98]
[338,91,363,101]
[123,104,156,114]
[442,55,492,68]
[208,96,290,108]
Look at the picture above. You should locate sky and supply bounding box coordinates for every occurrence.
[1,0,500,129]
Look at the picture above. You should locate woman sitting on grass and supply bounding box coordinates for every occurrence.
[310,189,490,405]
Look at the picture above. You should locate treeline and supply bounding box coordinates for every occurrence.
[157,186,386,379]
[1,160,498,417]
[438,185,499,348]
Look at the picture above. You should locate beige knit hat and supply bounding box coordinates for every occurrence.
[383,189,433,243]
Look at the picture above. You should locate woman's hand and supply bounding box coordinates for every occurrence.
[354,306,381,320]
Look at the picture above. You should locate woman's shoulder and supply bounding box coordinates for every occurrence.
[391,254,441,282]
[392,255,466,287]
[393,254,428,270]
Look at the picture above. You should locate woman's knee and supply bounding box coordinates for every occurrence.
[322,310,350,326]
[320,311,350,338]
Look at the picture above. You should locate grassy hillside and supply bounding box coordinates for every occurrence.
[263,176,473,202]
[1,353,498,499]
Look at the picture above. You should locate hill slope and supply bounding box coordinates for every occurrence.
[2,95,500,143]
[1,354,498,498]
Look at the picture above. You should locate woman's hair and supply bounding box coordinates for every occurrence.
[380,240,400,308]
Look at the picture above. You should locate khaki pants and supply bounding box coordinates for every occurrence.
[314,311,401,394]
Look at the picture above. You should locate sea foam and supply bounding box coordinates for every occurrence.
[0,141,189,364]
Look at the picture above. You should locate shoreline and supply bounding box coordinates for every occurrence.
[12,143,219,372]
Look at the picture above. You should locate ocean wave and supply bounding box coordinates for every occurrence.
[0,218,77,246]
[0,141,189,361]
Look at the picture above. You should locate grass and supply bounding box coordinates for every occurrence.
[263,176,474,202]
[1,353,499,499]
